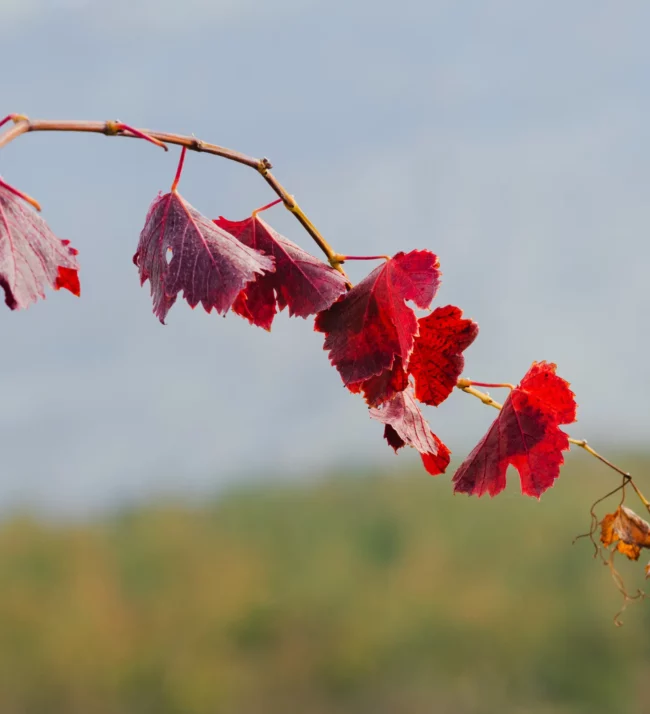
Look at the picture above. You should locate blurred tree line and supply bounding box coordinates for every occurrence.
[0,455,648,714]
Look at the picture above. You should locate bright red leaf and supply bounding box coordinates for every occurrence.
[0,179,80,310]
[453,361,577,498]
[215,213,347,330]
[351,305,478,407]
[315,250,441,386]
[369,388,451,476]
[134,191,274,323]
[409,305,479,406]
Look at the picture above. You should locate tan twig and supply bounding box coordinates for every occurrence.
[0,115,350,283]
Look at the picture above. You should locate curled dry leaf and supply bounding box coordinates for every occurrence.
[369,387,450,476]
[600,506,650,561]
[453,361,577,498]
[215,214,347,330]
[0,179,80,310]
[134,191,274,323]
[315,250,441,386]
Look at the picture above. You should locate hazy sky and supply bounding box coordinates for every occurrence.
[2,1,650,515]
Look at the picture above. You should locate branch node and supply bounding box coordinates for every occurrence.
[104,120,121,136]
[192,137,205,152]
[257,158,272,176]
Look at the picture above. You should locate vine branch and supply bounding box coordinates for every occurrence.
[455,379,650,514]
[0,115,350,283]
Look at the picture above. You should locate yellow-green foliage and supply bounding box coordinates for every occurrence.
[0,455,648,714]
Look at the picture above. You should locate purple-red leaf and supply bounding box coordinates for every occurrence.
[215,214,347,330]
[453,361,577,498]
[0,179,80,310]
[369,388,451,476]
[315,250,441,386]
[134,191,274,323]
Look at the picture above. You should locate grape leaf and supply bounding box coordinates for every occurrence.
[0,180,80,310]
[453,361,577,498]
[600,506,650,561]
[134,191,274,323]
[369,388,450,476]
[348,356,410,407]
[214,214,347,330]
[315,250,441,386]
[352,305,478,407]
[409,305,479,406]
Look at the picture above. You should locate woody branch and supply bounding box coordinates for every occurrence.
[0,115,349,283]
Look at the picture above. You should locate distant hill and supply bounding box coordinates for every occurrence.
[0,455,648,714]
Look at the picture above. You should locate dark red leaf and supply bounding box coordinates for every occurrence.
[134,191,274,323]
[215,214,348,331]
[453,361,577,498]
[348,356,409,407]
[369,388,451,476]
[409,305,479,406]
[315,250,441,386]
[351,305,478,407]
[0,181,80,310]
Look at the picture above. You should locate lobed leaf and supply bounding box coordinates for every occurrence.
[351,305,478,407]
[453,361,577,498]
[315,250,441,386]
[0,180,80,310]
[409,305,479,406]
[215,214,347,330]
[134,191,274,323]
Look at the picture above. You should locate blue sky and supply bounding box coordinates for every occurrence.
[1,1,650,515]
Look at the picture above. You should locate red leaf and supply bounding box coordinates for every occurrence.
[369,388,451,476]
[453,361,577,498]
[0,181,80,310]
[134,191,274,323]
[348,356,410,407]
[315,250,441,386]
[351,305,478,407]
[409,305,479,406]
[215,214,347,330]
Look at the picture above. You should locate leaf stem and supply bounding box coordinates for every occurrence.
[338,255,392,261]
[461,380,515,390]
[456,382,502,410]
[0,177,42,212]
[456,380,650,514]
[108,122,168,151]
[0,115,350,283]
[252,198,283,215]
[171,146,187,192]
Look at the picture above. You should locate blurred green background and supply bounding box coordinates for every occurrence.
[1,455,649,714]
